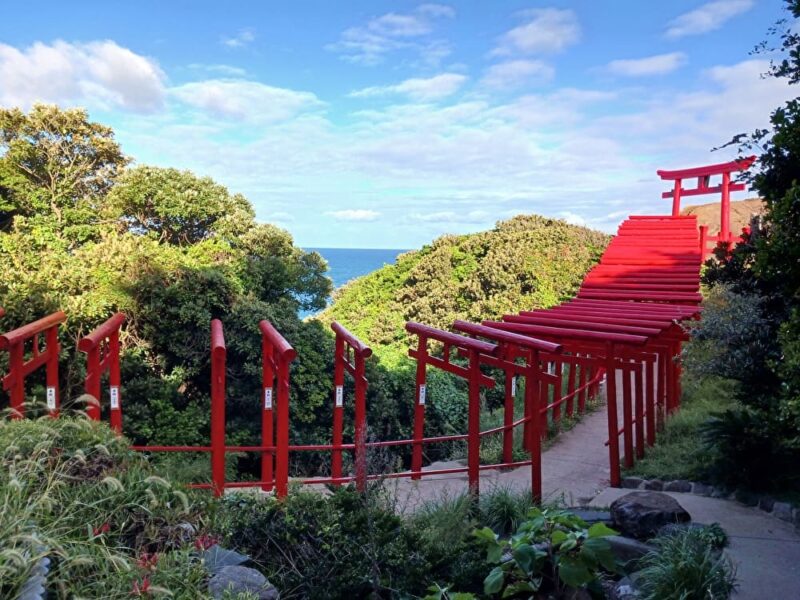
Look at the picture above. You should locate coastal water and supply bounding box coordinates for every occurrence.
[302,247,409,317]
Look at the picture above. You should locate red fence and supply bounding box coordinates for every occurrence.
[1,311,65,419]
[0,158,754,500]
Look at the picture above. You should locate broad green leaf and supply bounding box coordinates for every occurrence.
[587,522,618,538]
[512,543,538,573]
[558,556,594,588]
[484,566,505,595]
[551,530,568,546]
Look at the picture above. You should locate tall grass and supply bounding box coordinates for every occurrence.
[0,414,217,598]
[627,375,739,481]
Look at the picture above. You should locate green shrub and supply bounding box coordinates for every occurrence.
[636,528,737,600]
[215,486,431,599]
[471,507,618,598]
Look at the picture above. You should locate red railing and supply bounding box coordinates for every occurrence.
[0,311,66,418]
[259,319,297,497]
[78,312,125,430]
[330,321,372,491]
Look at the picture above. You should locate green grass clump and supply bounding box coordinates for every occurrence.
[627,375,738,482]
[0,415,218,599]
[636,527,737,600]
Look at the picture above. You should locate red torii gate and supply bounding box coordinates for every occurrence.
[658,155,756,255]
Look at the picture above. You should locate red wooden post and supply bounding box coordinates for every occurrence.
[634,361,644,460]
[721,171,731,243]
[672,179,682,216]
[578,355,588,413]
[526,352,542,502]
[621,361,634,468]
[210,319,226,497]
[645,357,656,446]
[566,358,576,418]
[275,355,291,498]
[657,348,667,430]
[109,329,122,434]
[699,225,708,259]
[467,348,482,497]
[354,352,368,492]
[411,335,427,480]
[552,361,562,423]
[331,334,345,484]
[261,335,275,492]
[503,368,515,464]
[45,327,60,418]
[605,343,621,487]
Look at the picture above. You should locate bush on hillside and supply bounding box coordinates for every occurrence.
[319,215,609,364]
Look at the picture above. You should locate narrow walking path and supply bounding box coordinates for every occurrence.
[389,399,613,511]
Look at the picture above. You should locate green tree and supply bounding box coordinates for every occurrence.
[0,104,128,240]
[698,0,800,492]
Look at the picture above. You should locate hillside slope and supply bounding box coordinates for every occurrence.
[681,197,765,233]
[317,214,610,361]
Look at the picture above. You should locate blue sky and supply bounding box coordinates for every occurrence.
[0,1,795,247]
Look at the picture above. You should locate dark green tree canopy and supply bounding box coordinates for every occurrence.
[106,166,255,245]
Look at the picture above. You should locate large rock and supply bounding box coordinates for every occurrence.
[209,566,279,600]
[610,492,691,539]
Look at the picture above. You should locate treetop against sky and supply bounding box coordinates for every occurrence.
[0,1,795,247]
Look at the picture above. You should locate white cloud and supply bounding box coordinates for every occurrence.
[409,210,489,224]
[0,39,165,112]
[350,73,467,101]
[188,63,247,77]
[493,8,580,56]
[559,211,586,226]
[482,59,554,89]
[327,209,381,221]
[417,4,456,19]
[607,52,687,76]
[328,4,454,65]
[170,79,323,122]
[221,28,255,48]
[666,0,753,39]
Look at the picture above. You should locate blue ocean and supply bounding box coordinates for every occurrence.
[302,248,409,316]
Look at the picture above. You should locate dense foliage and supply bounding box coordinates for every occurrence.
[318,216,609,364]
[689,0,800,494]
[0,104,345,467]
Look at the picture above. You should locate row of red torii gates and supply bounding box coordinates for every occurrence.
[0,157,755,500]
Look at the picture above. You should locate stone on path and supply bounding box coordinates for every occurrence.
[610,491,691,539]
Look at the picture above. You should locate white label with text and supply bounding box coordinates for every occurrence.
[264,388,273,410]
[110,386,120,409]
[418,384,426,405]
[511,376,517,397]
[46,387,56,410]
[335,385,344,407]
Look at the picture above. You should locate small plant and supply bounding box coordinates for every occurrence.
[473,507,618,598]
[478,485,535,537]
[636,528,737,600]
